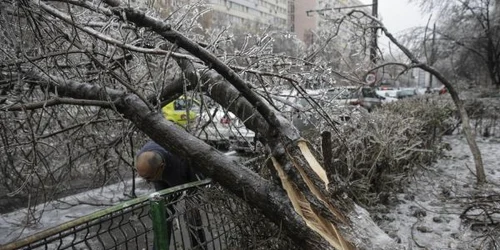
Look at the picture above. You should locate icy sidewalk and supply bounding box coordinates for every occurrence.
[376,135,500,249]
[0,178,154,245]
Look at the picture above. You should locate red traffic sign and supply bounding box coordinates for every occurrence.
[365,73,377,84]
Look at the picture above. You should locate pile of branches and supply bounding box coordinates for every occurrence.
[0,106,140,214]
[316,96,457,207]
[457,191,500,249]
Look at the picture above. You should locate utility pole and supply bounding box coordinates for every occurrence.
[429,23,437,89]
[369,0,378,64]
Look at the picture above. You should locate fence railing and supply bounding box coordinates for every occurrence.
[1,179,241,250]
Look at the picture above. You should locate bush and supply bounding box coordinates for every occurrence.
[310,96,457,206]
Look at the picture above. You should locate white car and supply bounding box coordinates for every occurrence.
[325,86,382,112]
[269,87,379,132]
[193,107,256,152]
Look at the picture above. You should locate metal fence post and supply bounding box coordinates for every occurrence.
[149,192,169,250]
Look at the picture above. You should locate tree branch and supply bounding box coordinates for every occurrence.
[3,97,112,111]
[107,5,281,130]
[351,9,487,184]
[32,1,194,58]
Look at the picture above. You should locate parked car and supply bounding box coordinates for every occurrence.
[162,96,200,127]
[376,93,398,103]
[438,86,448,95]
[396,89,417,99]
[376,89,399,99]
[163,97,256,152]
[193,106,256,152]
[271,87,381,132]
[378,84,396,91]
[376,88,422,101]
[325,86,382,112]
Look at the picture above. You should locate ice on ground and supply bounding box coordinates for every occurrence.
[0,178,154,245]
[375,135,500,249]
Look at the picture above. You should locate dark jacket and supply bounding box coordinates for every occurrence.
[138,141,199,191]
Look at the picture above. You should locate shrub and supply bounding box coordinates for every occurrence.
[311,96,457,206]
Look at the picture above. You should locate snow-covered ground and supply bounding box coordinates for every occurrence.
[376,135,500,249]
[1,138,499,248]
[0,177,155,245]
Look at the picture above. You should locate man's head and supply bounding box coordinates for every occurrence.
[136,151,164,181]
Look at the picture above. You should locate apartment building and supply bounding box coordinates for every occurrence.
[206,0,370,45]
[289,0,370,45]
[144,0,288,29]
[145,0,357,45]
[208,0,288,28]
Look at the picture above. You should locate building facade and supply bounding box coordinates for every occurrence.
[290,0,371,45]
[290,0,318,45]
[144,0,288,29]
[208,0,288,28]
[147,0,321,44]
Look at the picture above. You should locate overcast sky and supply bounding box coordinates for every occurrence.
[360,0,432,50]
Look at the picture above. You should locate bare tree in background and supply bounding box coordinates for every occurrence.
[351,8,487,185]
[0,0,402,249]
[410,0,500,88]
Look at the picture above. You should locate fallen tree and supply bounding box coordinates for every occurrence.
[0,0,399,249]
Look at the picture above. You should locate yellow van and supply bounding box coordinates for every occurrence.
[162,96,200,127]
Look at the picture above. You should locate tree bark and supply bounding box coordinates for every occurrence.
[420,66,486,184]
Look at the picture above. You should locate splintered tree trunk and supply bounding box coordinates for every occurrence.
[116,94,398,250]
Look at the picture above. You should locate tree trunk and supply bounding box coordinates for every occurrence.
[424,67,486,184]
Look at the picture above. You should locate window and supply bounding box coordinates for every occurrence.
[174,99,200,112]
[327,89,356,99]
[174,99,186,110]
[361,88,377,98]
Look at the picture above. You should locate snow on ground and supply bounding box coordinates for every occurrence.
[0,178,155,245]
[376,135,500,249]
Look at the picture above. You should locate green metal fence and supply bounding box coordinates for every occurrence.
[0,179,241,250]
